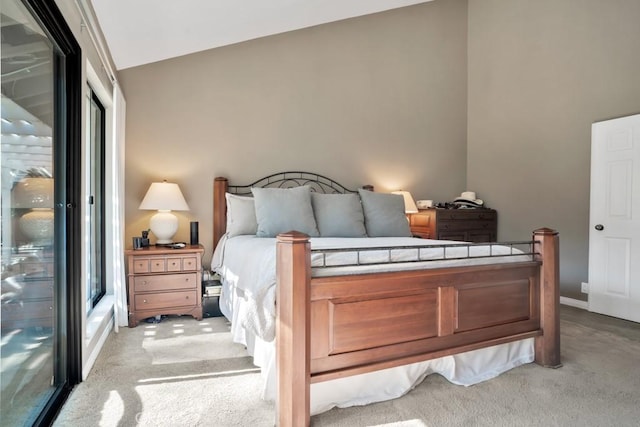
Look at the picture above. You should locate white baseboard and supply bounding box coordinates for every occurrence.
[560,296,589,310]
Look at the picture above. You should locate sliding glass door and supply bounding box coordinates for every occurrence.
[1,0,81,425]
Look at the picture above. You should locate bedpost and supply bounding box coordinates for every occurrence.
[533,228,562,368]
[276,231,311,427]
[213,177,228,249]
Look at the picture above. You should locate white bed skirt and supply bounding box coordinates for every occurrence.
[219,279,535,416]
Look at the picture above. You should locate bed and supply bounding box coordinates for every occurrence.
[212,172,560,427]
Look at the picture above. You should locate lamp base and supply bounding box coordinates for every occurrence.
[19,209,54,245]
[149,210,178,244]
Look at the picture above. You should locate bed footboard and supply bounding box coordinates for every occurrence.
[276,228,560,427]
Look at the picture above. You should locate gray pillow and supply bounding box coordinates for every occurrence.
[311,193,367,237]
[252,186,320,237]
[225,193,257,237]
[358,189,412,237]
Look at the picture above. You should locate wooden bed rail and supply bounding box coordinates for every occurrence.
[275,228,560,427]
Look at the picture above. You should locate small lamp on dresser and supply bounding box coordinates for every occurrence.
[139,180,189,245]
[392,190,418,214]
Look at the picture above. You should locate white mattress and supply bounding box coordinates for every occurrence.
[213,235,535,415]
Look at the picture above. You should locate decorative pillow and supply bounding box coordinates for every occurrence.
[311,193,367,237]
[357,189,412,237]
[225,193,257,237]
[251,186,319,237]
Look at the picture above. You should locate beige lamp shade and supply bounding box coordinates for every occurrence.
[139,181,189,244]
[392,190,418,214]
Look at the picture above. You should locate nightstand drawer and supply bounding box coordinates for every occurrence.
[133,273,198,292]
[166,257,182,272]
[410,213,432,228]
[132,259,150,273]
[134,290,197,311]
[133,258,168,273]
[150,258,166,272]
[182,256,198,271]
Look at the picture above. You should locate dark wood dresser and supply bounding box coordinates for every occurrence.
[409,208,497,242]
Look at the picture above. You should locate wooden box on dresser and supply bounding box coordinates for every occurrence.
[409,208,498,243]
[125,244,204,327]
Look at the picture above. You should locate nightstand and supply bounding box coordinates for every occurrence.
[125,244,204,327]
[409,208,497,242]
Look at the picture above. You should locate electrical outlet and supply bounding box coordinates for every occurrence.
[581,282,589,293]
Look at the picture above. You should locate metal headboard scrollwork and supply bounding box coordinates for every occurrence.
[227,171,368,195]
[213,171,373,249]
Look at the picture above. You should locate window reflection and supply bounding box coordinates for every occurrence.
[1,2,57,424]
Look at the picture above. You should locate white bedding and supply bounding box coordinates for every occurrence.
[212,235,531,342]
[212,235,535,415]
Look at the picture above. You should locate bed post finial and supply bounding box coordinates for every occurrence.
[276,231,311,427]
[533,228,562,368]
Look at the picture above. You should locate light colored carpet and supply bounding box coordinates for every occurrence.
[53,307,640,426]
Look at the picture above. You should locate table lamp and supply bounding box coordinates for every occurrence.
[392,190,418,214]
[139,181,189,244]
[13,177,54,245]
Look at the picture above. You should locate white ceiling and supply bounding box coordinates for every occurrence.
[90,0,432,70]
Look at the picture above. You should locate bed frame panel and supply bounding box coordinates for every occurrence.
[213,175,560,427]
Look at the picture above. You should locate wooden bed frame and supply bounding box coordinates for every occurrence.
[213,173,560,427]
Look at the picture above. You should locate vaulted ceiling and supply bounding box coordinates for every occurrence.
[90,0,433,70]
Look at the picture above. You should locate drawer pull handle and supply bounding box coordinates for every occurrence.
[143,299,148,304]
[185,296,189,300]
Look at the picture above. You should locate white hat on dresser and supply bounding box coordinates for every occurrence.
[453,191,484,207]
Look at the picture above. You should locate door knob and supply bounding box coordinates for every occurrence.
[595,224,604,231]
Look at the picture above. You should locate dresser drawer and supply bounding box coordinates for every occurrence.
[22,279,54,299]
[2,300,53,319]
[134,290,197,311]
[438,220,495,232]
[437,210,496,221]
[133,273,198,292]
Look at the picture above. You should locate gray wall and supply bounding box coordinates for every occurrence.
[467,0,640,300]
[121,0,640,300]
[120,0,468,264]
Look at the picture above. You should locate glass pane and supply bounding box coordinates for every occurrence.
[87,89,104,311]
[1,1,57,424]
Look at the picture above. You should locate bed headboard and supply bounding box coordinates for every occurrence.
[213,171,372,249]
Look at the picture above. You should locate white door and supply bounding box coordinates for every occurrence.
[589,113,640,322]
